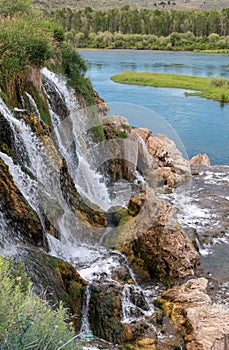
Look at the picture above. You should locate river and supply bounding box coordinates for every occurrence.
[79,49,229,165]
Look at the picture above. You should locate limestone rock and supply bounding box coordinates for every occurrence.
[93,89,109,116]
[17,247,86,331]
[157,278,229,350]
[89,282,126,343]
[0,115,14,157]
[0,159,48,249]
[134,128,191,188]
[189,154,211,174]
[107,187,200,283]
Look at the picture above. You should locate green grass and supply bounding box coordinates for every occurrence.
[111,71,229,102]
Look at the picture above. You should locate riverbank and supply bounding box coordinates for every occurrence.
[77,47,229,54]
[111,71,229,102]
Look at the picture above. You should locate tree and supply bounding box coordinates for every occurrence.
[0,0,32,17]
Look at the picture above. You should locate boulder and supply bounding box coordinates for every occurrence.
[105,187,200,284]
[16,247,87,331]
[134,128,191,188]
[189,154,211,175]
[156,278,229,350]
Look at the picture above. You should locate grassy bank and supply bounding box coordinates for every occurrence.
[111,72,229,102]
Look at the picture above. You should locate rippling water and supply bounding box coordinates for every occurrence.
[79,50,229,165]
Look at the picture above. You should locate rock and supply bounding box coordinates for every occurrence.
[42,75,69,121]
[189,154,211,174]
[60,160,107,230]
[89,282,126,343]
[128,193,146,216]
[16,247,86,331]
[106,187,200,284]
[93,89,109,116]
[156,278,229,350]
[0,159,48,250]
[136,338,156,349]
[99,116,135,183]
[0,115,14,157]
[134,128,191,188]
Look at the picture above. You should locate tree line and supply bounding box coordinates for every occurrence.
[51,6,229,38]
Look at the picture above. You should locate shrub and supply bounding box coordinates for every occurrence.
[0,256,78,350]
[0,17,53,78]
[0,16,66,79]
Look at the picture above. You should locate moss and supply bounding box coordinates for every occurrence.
[24,88,51,128]
[42,255,86,329]
[88,124,105,142]
[0,159,47,248]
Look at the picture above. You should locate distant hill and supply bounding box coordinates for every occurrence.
[34,0,229,11]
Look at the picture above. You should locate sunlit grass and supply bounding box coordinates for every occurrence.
[111,71,229,102]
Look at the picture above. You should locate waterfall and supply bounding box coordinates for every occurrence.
[0,72,166,348]
[42,67,112,212]
[25,92,41,119]
[80,285,93,337]
[0,151,40,213]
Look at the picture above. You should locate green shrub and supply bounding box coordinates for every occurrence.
[0,0,32,17]
[61,43,87,88]
[0,17,53,78]
[0,256,78,350]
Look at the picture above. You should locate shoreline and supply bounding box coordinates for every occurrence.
[77,47,229,54]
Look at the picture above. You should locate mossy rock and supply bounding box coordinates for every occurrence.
[0,159,47,249]
[18,248,87,331]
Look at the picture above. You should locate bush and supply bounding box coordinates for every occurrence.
[0,16,64,79]
[0,256,78,350]
[60,43,94,103]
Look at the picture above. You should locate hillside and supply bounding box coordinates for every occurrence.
[34,0,229,11]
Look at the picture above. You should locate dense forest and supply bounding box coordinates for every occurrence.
[50,7,229,51]
[51,7,229,37]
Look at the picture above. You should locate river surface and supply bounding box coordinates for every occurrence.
[79,49,229,165]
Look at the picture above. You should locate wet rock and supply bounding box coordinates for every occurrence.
[0,159,48,249]
[156,277,229,350]
[60,160,107,231]
[42,75,69,121]
[107,187,200,284]
[100,116,135,183]
[16,247,86,331]
[89,282,126,343]
[0,115,15,157]
[128,193,146,216]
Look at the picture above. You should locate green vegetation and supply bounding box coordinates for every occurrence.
[111,72,229,102]
[0,16,56,79]
[52,7,229,37]
[50,7,229,51]
[0,0,32,17]
[0,256,78,350]
[0,2,93,106]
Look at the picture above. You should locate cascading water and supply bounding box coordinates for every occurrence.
[1,67,228,349]
[42,68,112,211]
[0,76,164,348]
[24,92,41,119]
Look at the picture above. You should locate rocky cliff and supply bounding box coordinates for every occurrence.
[0,64,227,349]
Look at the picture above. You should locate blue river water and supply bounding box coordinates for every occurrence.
[79,49,229,165]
